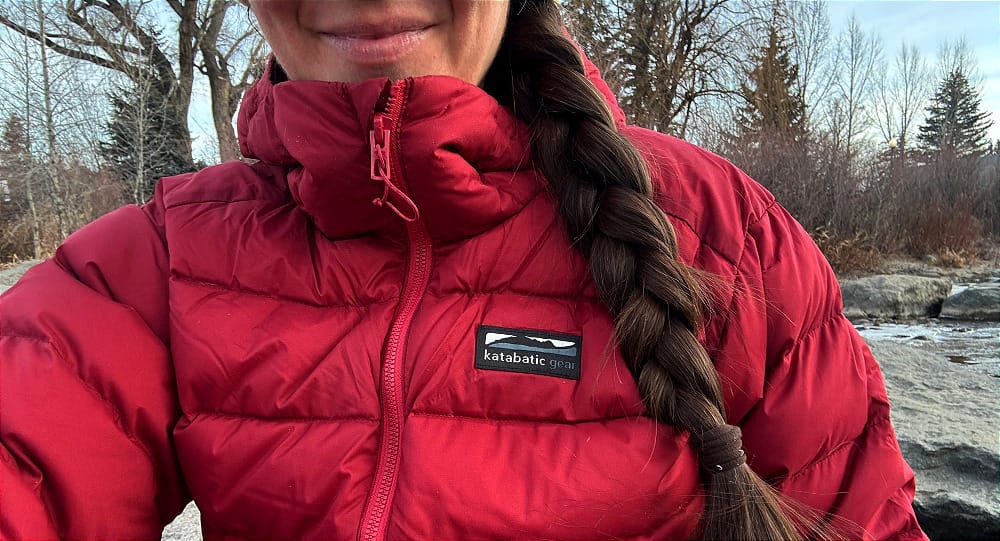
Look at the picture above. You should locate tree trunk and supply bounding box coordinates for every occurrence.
[19,16,41,258]
[200,0,243,162]
[206,64,240,162]
[35,0,68,241]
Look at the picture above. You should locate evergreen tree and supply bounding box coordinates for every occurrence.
[1,115,29,210]
[736,20,806,139]
[0,114,40,258]
[101,71,194,204]
[726,10,814,227]
[917,69,993,158]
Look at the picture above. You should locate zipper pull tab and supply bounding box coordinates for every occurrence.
[370,115,391,184]
[369,114,419,222]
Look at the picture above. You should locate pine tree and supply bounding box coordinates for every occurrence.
[101,73,194,205]
[917,69,993,158]
[736,20,806,139]
[1,115,29,210]
[0,114,41,258]
[726,11,814,225]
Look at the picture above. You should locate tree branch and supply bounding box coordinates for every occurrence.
[0,12,119,71]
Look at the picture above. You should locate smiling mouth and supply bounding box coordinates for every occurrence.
[321,23,433,65]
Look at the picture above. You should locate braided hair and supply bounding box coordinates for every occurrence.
[483,2,808,539]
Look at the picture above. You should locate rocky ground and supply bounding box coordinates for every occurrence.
[4,258,998,540]
[0,260,37,293]
[873,342,999,541]
[842,258,998,540]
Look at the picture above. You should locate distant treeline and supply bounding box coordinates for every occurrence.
[563,0,997,271]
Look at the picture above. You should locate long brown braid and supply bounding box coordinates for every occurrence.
[483,2,807,539]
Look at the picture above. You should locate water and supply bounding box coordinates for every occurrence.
[855,320,1000,377]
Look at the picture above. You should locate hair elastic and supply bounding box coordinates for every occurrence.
[695,424,747,473]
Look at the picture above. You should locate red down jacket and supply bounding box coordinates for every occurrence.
[1,57,926,541]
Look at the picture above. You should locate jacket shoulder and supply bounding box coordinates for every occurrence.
[156,160,289,210]
[623,127,775,268]
[3,203,171,343]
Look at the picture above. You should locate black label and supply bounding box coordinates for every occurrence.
[475,325,582,380]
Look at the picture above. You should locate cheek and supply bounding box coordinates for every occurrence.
[479,2,509,48]
[456,4,508,78]
[249,2,307,74]
[249,0,296,34]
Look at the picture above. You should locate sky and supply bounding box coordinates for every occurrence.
[825,0,1000,142]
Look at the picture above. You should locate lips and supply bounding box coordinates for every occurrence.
[320,21,433,65]
[328,21,431,39]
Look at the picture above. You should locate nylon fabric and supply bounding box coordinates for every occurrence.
[0,53,927,540]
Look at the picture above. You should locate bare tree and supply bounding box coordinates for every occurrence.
[0,1,124,255]
[936,37,979,85]
[874,41,931,152]
[787,0,835,127]
[562,0,757,136]
[173,0,266,160]
[32,0,70,239]
[104,56,189,204]
[7,29,41,258]
[829,14,882,163]
[0,0,266,164]
[0,115,42,260]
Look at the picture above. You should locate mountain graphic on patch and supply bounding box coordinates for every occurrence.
[476,325,582,380]
[483,333,579,357]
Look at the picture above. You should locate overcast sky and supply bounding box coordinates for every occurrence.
[826,0,1000,141]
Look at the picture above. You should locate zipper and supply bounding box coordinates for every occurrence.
[359,79,432,541]
[369,83,419,223]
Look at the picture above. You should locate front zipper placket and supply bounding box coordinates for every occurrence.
[359,78,432,541]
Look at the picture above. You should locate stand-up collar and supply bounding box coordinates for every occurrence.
[238,62,537,243]
[236,55,626,243]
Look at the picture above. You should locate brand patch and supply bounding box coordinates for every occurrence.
[475,325,582,380]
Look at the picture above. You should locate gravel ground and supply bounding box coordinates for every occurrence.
[0,260,40,293]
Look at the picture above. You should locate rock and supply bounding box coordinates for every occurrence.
[940,284,1000,321]
[869,342,1000,541]
[162,502,201,540]
[841,275,953,320]
[0,260,40,294]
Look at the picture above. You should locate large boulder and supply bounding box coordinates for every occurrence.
[841,275,953,320]
[940,284,1000,321]
[869,342,999,541]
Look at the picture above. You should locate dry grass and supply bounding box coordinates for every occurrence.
[811,228,883,275]
[938,248,968,268]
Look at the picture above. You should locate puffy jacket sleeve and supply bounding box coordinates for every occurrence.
[0,199,188,539]
[724,199,927,540]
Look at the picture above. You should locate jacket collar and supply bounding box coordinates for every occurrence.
[236,54,625,243]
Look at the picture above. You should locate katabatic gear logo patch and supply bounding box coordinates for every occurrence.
[475,325,582,380]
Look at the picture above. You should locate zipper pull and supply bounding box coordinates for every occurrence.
[369,114,419,222]
[370,115,391,184]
